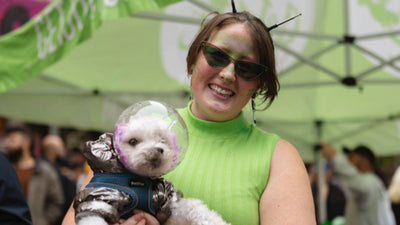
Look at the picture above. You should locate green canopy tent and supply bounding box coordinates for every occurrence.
[0,0,398,160]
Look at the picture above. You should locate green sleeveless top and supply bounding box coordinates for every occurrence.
[164,104,279,225]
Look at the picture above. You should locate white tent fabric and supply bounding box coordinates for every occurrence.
[0,0,399,163]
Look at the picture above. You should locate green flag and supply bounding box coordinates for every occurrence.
[0,0,181,93]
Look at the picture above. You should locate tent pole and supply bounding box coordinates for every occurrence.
[273,30,341,40]
[39,75,89,91]
[355,55,400,79]
[360,79,400,84]
[327,116,398,143]
[279,42,340,77]
[357,30,400,40]
[343,0,350,35]
[352,44,400,73]
[281,81,338,88]
[48,125,60,135]
[275,42,342,80]
[344,44,352,76]
[315,120,327,224]
[396,119,400,143]
[343,0,352,77]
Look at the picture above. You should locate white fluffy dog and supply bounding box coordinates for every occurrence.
[73,102,230,225]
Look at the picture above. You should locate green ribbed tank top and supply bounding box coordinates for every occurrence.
[164,105,279,225]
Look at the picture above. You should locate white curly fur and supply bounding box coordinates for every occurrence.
[164,198,231,225]
[77,216,108,225]
[117,117,177,177]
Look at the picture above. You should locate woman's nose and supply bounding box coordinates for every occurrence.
[219,62,236,82]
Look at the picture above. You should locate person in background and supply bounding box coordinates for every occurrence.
[388,164,400,224]
[42,134,77,225]
[307,162,346,223]
[320,143,396,225]
[62,2,315,225]
[4,125,64,225]
[42,135,67,165]
[69,147,88,192]
[0,150,32,225]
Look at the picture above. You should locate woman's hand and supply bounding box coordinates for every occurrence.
[113,210,160,225]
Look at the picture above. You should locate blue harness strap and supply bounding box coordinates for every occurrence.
[86,172,156,219]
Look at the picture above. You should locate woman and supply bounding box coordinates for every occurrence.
[163,10,315,225]
[62,8,315,225]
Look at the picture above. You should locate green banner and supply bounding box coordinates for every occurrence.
[0,0,101,93]
[0,0,181,93]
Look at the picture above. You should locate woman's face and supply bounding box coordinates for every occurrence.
[190,23,258,122]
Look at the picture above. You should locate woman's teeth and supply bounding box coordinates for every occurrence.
[209,84,234,97]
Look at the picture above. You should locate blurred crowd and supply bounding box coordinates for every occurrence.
[1,118,400,225]
[307,144,400,225]
[0,118,100,225]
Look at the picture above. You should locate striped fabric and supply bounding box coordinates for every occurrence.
[164,104,279,225]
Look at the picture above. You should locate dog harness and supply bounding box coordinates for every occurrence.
[86,172,156,219]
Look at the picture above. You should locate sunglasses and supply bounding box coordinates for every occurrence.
[201,41,268,81]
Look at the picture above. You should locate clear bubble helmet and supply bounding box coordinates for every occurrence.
[113,100,188,176]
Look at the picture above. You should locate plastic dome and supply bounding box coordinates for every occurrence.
[113,100,188,175]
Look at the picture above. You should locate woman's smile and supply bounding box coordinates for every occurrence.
[208,84,235,97]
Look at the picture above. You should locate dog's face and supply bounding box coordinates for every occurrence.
[114,117,179,177]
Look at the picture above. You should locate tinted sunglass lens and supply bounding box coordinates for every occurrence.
[204,45,230,67]
[236,61,264,80]
[202,42,267,81]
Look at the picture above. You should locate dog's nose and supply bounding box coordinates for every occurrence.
[154,147,164,154]
[150,157,161,168]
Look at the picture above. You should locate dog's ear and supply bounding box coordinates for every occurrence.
[83,133,125,173]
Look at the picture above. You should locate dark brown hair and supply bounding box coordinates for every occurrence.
[5,124,32,139]
[186,11,280,109]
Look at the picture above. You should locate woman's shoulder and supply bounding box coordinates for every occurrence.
[271,139,301,159]
[248,125,280,145]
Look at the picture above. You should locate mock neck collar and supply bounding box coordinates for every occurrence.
[178,103,252,138]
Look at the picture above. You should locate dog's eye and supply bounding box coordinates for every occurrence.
[128,138,139,146]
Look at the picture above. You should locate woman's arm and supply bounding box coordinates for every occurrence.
[62,170,93,225]
[259,139,316,225]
